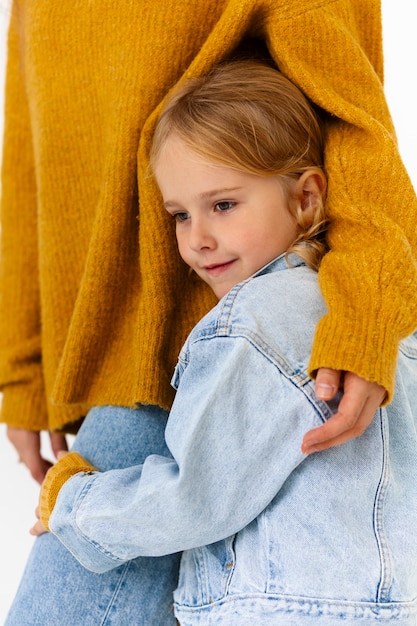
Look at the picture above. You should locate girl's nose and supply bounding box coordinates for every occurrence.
[188,218,216,251]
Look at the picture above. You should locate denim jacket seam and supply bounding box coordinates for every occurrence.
[224,536,237,597]
[175,593,417,618]
[196,546,208,605]
[188,327,331,424]
[374,408,394,603]
[216,280,249,333]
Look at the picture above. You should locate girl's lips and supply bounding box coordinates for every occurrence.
[203,260,236,277]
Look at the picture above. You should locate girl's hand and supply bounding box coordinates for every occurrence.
[29,450,70,535]
[7,427,68,484]
[302,368,386,453]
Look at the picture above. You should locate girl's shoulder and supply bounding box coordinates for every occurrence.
[185,262,326,371]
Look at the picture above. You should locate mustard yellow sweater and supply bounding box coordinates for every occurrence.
[1,0,417,433]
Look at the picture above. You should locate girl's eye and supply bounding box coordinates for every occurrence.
[214,201,235,212]
[174,212,190,223]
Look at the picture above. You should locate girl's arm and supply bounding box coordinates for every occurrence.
[33,336,323,572]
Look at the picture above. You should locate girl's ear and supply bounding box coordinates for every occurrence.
[295,169,327,221]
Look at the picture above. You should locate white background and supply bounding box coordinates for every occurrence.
[0,2,416,623]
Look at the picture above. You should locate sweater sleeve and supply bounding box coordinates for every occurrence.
[39,452,97,531]
[263,0,417,400]
[0,1,49,430]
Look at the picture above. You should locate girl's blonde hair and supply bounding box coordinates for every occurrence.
[150,61,328,270]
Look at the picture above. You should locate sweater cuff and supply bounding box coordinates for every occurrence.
[308,311,397,406]
[0,383,49,430]
[40,452,97,531]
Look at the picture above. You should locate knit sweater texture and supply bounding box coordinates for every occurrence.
[39,452,97,531]
[1,0,417,432]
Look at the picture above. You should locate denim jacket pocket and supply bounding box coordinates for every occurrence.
[175,535,236,608]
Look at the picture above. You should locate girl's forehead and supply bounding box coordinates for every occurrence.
[155,136,222,175]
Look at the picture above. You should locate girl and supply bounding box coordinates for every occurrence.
[32,62,417,625]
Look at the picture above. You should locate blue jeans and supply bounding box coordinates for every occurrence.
[5,405,180,626]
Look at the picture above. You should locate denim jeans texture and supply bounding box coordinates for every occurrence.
[5,405,180,626]
[8,256,417,625]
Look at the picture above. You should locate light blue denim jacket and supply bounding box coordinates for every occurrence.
[49,255,417,625]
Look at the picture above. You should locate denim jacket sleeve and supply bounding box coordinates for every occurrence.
[48,322,328,573]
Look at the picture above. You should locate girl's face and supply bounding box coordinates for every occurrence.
[154,136,299,299]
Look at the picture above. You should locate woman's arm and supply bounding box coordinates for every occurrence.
[0,2,61,481]
[263,0,417,442]
[303,369,386,452]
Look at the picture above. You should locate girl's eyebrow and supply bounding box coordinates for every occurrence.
[198,187,242,201]
[164,200,181,210]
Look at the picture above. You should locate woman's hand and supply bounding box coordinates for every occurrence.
[301,368,386,453]
[30,506,48,536]
[7,427,68,484]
